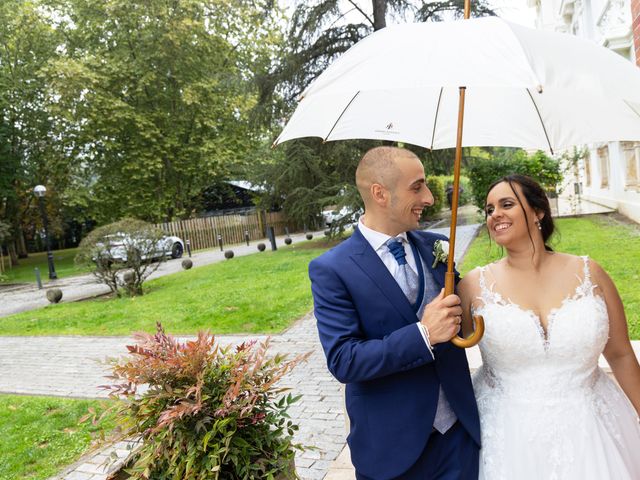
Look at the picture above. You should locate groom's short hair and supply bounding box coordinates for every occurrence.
[356,146,418,201]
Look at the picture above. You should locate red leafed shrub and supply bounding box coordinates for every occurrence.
[101,323,310,479]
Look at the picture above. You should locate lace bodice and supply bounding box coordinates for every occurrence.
[472,256,609,399]
[471,256,640,480]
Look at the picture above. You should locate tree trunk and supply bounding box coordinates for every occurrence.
[17,228,28,258]
[8,241,18,267]
[372,0,387,31]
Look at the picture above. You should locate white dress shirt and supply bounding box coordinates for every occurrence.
[357,217,434,358]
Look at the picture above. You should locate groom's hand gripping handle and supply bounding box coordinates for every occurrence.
[420,288,463,345]
[446,271,485,348]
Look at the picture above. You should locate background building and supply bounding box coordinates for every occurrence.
[528,0,640,222]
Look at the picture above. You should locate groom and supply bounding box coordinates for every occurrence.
[309,147,480,479]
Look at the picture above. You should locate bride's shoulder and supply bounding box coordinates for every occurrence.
[548,252,609,282]
[553,252,597,271]
[460,262,494,291]
[459,267,481,286]
[548,251,588,267]
[461,259,502,283]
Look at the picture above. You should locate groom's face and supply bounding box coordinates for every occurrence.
[387,154,434,231]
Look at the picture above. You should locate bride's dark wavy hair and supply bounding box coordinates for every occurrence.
[485,174,556,253]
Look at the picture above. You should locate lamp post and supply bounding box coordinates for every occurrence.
[33,185,57,280]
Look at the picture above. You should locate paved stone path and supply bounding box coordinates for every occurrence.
[0,224,481,480]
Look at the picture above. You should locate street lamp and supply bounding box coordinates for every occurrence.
[33,185,57,280]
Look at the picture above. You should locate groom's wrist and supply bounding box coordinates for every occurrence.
[416,322,435,359]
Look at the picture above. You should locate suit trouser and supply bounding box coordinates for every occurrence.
[355,422,479,480]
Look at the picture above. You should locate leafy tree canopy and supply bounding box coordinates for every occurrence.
[0,0,285,265]
[466,149,563,209]
[48,0,285,223]
[0,0,68,263]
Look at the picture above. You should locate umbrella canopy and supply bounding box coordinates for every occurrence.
[274,16,640,153]
[274,14,640,348]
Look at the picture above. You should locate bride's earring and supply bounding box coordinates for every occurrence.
[535,219,542,231]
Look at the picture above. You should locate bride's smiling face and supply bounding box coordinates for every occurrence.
[485,181,539,247]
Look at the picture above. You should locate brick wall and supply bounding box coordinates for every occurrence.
[633,0,640,65]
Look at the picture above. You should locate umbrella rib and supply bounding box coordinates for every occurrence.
[526,88,554,155]
[430,87,444,150]
[324,91,361,142]
[623,99,640,120]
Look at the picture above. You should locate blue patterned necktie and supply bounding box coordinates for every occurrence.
[386,238,420,305]
[388,237,457,434]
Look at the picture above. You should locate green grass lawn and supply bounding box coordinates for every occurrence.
[0,395,115,480]
[0,248,88,284]
[459,214,640,339]
[0,245,328,336]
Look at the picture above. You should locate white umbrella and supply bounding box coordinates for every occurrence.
[274,17,640,153]
[274,8,640,348]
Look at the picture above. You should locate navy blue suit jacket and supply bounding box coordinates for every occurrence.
[309,228,480,479]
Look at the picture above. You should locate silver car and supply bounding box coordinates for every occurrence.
[96,233,184,262]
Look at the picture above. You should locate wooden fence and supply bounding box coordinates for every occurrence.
[157,210,300,251]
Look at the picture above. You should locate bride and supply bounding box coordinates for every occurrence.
[458,174,640,479]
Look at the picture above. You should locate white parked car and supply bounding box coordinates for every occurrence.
[322,206,362,227]
[96,233,184,263]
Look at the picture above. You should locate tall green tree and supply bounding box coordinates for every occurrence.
[0,0,70,265]
[253,0,496,224]
[47,0,284,223]
[0,0,286,264]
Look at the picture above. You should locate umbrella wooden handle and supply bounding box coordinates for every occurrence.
[444,45,481,349]
[444,272,485,348]
[451,315,485,348]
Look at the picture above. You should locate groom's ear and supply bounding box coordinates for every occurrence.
[371,183,389,206]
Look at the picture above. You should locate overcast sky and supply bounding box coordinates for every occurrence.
[280,1,537,28]
[490,0,536,27]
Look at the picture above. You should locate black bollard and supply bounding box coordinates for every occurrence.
[217,234,223,252]
[244,230,250,246]
[266,226,277,251]
[186,239,192,257]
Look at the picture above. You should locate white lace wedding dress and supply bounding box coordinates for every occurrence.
[472,256,640,480]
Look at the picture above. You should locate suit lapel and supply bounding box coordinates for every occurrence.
[408,230,446,290]
[349,228,418,326]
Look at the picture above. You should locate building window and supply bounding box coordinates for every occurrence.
[597,146,610,188]
[622,141,640,189]
[583,150,591,187]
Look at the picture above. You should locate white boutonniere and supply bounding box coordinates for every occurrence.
[432,240,449,268]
